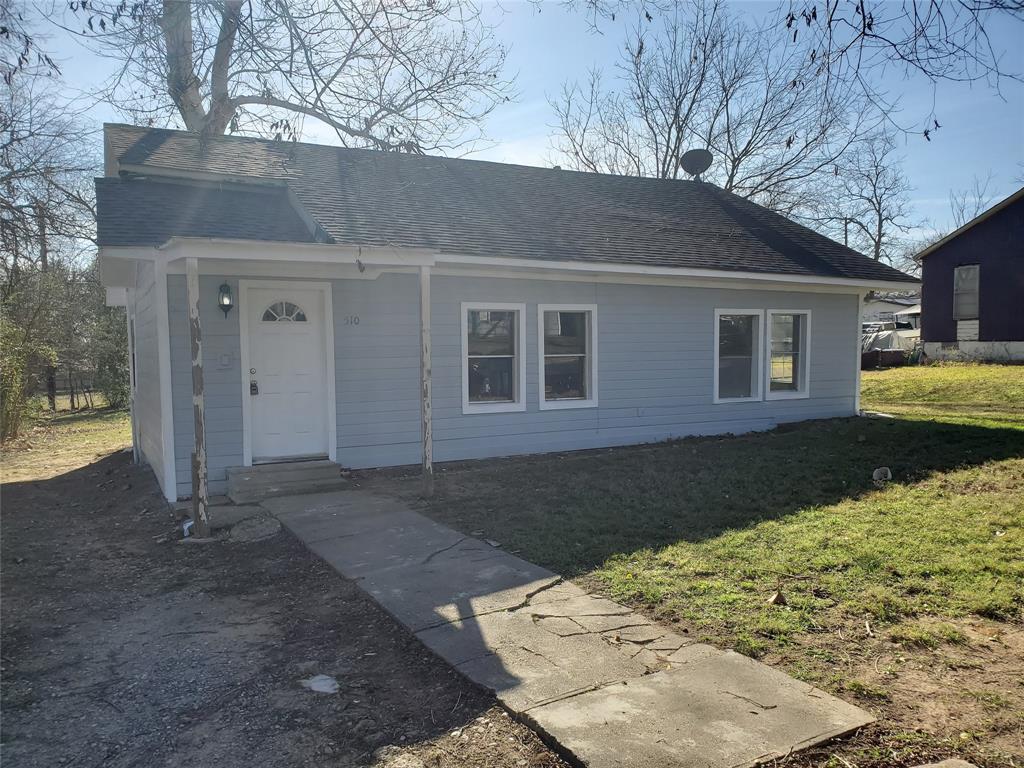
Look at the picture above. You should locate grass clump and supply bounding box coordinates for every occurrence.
[889,621,968,649]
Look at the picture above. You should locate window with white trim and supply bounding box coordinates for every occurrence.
[461,303,526,414]
[953,265,979,321]
[714,310,762,402]
[539,305,597,409]
[766,310,810,398]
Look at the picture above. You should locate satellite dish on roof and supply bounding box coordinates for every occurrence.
[680,148,713,181]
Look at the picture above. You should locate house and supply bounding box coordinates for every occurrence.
[862,293,920,325]
[96,124,917,502]
[917,187,1024,362]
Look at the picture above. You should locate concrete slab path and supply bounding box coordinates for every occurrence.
[263,491,872,768]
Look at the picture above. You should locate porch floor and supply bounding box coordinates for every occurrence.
[261,490,873,768]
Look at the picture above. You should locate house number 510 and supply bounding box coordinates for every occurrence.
[344,315,360,325]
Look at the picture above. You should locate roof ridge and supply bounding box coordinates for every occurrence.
[104,122,703,182]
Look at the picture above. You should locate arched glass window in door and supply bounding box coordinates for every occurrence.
[261,301,307,322]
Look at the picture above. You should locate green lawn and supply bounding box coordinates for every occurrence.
[1,400,130,483]
[419,366,1023,642]
[401,363,1024,764]
[862,362,1024,429]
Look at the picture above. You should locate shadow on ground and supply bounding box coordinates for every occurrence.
[0,452,562,768]
[367,416,1024,578]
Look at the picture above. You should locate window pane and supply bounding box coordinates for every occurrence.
[469,357,514,402]
[718,314,755,399]
[770,314,801,392]
[953,265,979,320]
[468,310,515,356]
[544,356,586,399]
[543,311,587,354]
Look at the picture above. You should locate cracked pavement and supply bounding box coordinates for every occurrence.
[263,490,873,768]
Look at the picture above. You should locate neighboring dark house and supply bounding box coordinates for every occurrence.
[919,187,1024,361]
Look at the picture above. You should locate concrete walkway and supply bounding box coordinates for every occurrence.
[263,491,873,768]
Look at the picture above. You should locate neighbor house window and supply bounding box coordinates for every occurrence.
[461,303,526,414]
[766,310,810,399]
[953,265,979,320]
[714,310,762,402]
[538,305,598,409]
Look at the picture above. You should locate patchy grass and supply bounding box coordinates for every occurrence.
[1,399,130,483]
[889,622,969,649]
[862,362,1024,429]
[366,363,1024,765]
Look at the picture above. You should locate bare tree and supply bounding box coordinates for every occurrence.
[61,0,511,150]
[551,2,724,179]
[823,131,914,262]
[949,172,997,227]
[551,1,873,216]
[1,0,61,84]
[561,1,1022,86]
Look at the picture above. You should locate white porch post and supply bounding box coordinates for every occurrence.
[419,265,434,496]
[186,257,211,536]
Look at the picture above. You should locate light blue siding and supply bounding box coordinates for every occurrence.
[130,260,166,491]
[168,275,243,497]
[164,271,859,496]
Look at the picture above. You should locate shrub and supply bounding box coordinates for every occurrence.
[1,316,56,442]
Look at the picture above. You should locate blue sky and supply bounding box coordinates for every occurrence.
[43,0,1023,235]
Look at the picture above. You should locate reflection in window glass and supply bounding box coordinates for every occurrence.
[543,311,589,400]
[467,310,516,402]
[770,314,802,392]
[718,314,757,399]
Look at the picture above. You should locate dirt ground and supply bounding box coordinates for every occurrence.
[0,412,566,768]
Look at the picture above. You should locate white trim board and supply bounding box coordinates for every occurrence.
[537,304,599,411]
[100,241,918,293]
[154,260,177,501]
[460,302,528,415]
[237,280,338,466]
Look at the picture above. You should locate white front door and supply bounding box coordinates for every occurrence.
[245,285,330,462]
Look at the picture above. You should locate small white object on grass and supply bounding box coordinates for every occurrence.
[300,674,340,694]
[872,467,892,486]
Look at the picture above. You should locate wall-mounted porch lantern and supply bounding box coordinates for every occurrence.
[218,282,234,318]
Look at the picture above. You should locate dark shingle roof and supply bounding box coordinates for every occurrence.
[95,177,317,247]
[101,124,917,284]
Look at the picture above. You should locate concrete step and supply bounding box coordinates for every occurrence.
[227,459,337,482]
[226,461,348,504]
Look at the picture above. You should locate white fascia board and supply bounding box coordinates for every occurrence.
[158,238,439,267]
[435,253,920,292]
[98,248,148,288]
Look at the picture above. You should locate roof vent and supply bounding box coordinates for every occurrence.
[680,149,713,181]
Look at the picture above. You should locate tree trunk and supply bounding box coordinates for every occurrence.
[38,201,56,411]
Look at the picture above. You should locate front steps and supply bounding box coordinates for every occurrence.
[226,460,348,504]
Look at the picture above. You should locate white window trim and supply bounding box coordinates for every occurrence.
[538,303,599,410]
[765,309,812,401]
[461,302,527,415]
[713,308,764,404]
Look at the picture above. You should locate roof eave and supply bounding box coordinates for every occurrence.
[435,252,920,291]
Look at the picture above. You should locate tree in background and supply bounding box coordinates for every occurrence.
[813,131,915,263]
[1,9,124,440]
[551,0,873,218]
[560,0,1022,135]
[69,0,511,150]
